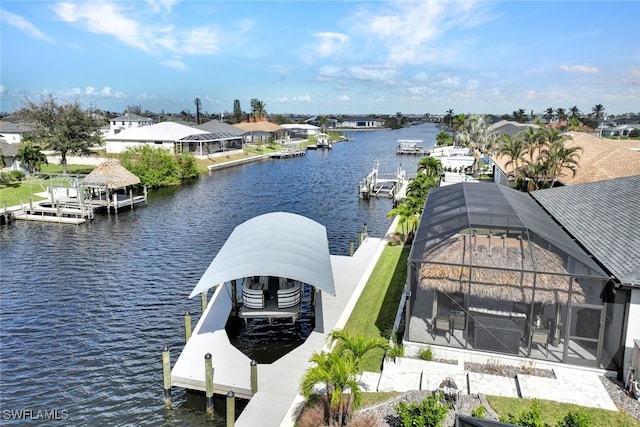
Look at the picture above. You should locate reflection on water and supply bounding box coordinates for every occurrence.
[0,124,438,425]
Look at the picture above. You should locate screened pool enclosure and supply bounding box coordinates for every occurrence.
[405,182,627,371]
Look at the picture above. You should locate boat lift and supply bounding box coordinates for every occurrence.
[359,162,408,202]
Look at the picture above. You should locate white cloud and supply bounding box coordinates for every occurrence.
[295,94,312,103]
[50,2,220,57]
[52,2,151,53]
[1,8,54,42]
[160,59,189,71]
[146,0,178,14]
[337,94,350,101]
[312,32,350,57]
[0,84,5,95]
[559,64,599,74]
[316,65,343,81]
[137,93,158,101]
[346,65,397,82]
[85,86,96,95]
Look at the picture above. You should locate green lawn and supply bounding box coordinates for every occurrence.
[487,396,640,427]
[343,244,410,372]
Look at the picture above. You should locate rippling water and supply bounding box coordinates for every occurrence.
[0,124,437,426]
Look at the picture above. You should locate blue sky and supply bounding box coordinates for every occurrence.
[1,1,638,116]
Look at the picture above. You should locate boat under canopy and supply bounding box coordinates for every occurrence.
[188,212,336,298]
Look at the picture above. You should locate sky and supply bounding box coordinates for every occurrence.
[1,1,639,117]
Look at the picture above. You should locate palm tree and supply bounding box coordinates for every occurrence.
[444,109,454,129]
[327,330,389,372]
[496,133,526,184]
[543,107,555,124]
[386,202,415,239]
[300,349,361,426]
[250,99,267,121]
[592,104,605,136]
[417,156,443,178]
[544,130,581,187]
[569,105,581,119]
[15,142,48,174]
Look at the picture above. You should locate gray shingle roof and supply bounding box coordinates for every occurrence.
[531,175,640,287]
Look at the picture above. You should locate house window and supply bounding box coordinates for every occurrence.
[154,141,162,145]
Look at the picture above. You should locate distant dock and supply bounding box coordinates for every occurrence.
[396,139,428,155]
[358,162,409,202]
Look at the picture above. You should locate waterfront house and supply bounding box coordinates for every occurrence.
[279,123,321,140]
[404,177,639,380]
[109,112,154,135]
[491,131,640,188]
[0,120,32,144]
[338,117,384,129]
[0,140,24,173]
[232,121,284,144]
[105,122,242,158]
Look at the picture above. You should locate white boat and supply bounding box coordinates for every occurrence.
[428,145,475,171]
[396,139,427,155]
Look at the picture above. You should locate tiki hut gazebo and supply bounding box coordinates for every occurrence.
[80,161,145,211]
[405,182,610,364]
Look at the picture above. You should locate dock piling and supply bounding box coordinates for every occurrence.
[250,359,258,395]
[201,291,208,313]
[226,391,235,427]
[184,312,192,343]
[349,241,354,257]
[162,346,172,409]
[205,353,214,416]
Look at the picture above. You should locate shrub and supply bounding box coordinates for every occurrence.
[558,409,591,427]
[296,396,326,427]
[387,344,404,360]
[394,392,451,427]
[120,146,199,187]
[471,405,486,419]
[349,411,384,427]
[500,399,544,427]
[418,347,433,361]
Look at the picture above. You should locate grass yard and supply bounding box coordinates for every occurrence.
[487,395,640,427]
[343,244,410,372]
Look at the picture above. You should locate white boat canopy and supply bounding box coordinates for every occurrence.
[188,212,335,298]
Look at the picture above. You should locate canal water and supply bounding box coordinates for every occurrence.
[0,124,438,426]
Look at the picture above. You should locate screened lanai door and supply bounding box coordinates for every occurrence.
[565,303,604,367]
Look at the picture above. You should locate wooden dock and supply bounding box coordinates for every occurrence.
[169,237,388,426]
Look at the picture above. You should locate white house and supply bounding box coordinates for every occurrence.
[109,113,154,135]
[105,122,207,154]
[338,117,384,128]
[0,121,31,144]
[279,123,320,140]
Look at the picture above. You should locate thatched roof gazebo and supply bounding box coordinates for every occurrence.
[81,161,140,189]
[79,161,146,212]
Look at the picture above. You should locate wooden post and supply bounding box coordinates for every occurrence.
[144,186,148,204]
[226,391,235,427]
[2,201,7,223]
[250,359,258,395]
[162,346,171,409]
[363,223,367,238]
[349,241,354,257]
[205,353,214,416]
[201,291,208,313]
[231,280,237,316]
[184,312,192,343]
[29,198,33,213]
[129,189,134,210]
